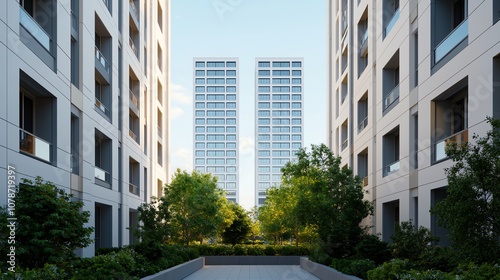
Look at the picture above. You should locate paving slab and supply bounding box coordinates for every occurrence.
[183,265,320,280]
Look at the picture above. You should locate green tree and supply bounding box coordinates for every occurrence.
[281,144,373,258]
[390,221,437,261]
[134,196,170,245]
[431,118,500,263]
[165,169,228,245]
[222,203,251,246]
[0,177,93,269]
[258,186,295,244]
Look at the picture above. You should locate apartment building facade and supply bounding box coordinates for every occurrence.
[255,58,304,206]
[193,58,239,203]
[327,0,500,242]
[0,0,170,256]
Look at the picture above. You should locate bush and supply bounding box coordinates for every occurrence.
[330,258,376,279]
[246,245,265,256]
[367,259,413,280]
[390,221,438,261]
[233,244,247,255]
[95,247,123,256]
[399,269,453,280]
[454,263,500,280]
[72,249,141,280]
[415,246,456,272]
[264,246,276,256]
[0,264,69,280]
[354,234,391,265]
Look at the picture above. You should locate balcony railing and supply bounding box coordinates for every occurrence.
[341,6,348,35]
[384,84,400,110]
[434,19,468,63]
[129,0,139,21]
[19,6,51,51]
[70,154,79,175]
[95,46,110,73]
[384,160,400,176]
[358,116,368,133]
[129,183,140,196]
[157,125,162,138]
[95,97,110,117]
[359,28,368,55]
[362,176,368,187]
[341,138,348,151]
[129,89,139,108]
[19,129,52,162]
[433,129,468,162]
[94,166,110,183]
[129,129,138,142]
[71,11,78,31]
[384,8,400,37]
[129,37,138,57]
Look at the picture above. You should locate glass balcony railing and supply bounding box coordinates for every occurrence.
[70,154,79,174]
[129,183,140,196]
[341,138,348,151]
[129,0,139,21]
[19,6,51,51]
[157,125,162,138]
[433,129,468,162]
[19,129,52,162]
[359,28,368,54]
[129,37,138,57]
[129,129,138,142]
[95,166,110,183]
[95,97,110,117]
[384,84,400,110]
[434,19,468,63]
[384,8,400,37]
[95,46,110,73]
[129,89,139,108]
[341,7,348,35]
[384,160,400,176]
[358,116,368,133]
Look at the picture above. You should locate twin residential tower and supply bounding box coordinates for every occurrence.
[192,58,304,206]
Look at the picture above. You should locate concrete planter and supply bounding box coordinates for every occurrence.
[300,257,362,280]
[141,257,204,280]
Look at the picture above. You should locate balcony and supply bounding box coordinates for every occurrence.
[433,129,468,162]
[129,129,138,142]
[129,37,138,58]
[384,8,400,37]
[359,28,368,55]
[384,84,400,110]
[341,139,348,151]
[129,0,139,24]
[129,89,139,109]
[384,160,400,176]
[434,19,468,64]
[95,166,111,184]
[358,116,368,133]
[129,183,140,196]
[19,129,52,162]
[362,177,368,187]
[157,125,162,138]
[95,97,110,117]
[19,6,51,52]
[95,46,110,73]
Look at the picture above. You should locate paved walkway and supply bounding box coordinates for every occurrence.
[183,265,320,280]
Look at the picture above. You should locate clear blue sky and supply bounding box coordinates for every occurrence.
[169,0,327,210]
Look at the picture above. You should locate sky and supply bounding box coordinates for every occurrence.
[169,0,327,210]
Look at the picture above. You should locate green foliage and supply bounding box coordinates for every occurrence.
[134,196,170,245]
[431,118,500,263]
[354,234,391,265]
[454,263,500,280]
[398,269,453,280]
[72,249,143,280]
[264,245,277,256]
[0,264,69,280]
[222,203,251,245]
[0,177,93,269]
[191,244,309,256]
[390,221,438,261]
[367,259,414,280]
[280,144,373,258]
[330,258,376,279]
[165,169,231,245]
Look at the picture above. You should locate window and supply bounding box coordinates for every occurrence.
[273,118,290,125]
[358,94,368,133]
[157,0,163,31]
[195,70,205,76]
[226,86,236,93]
[495,0,500,23]
[292,118,301,125]
[207,150,225,157]
[195,158,205,165]
[207,110,224,116]
[226,61,236,67]
[258,110,270,116]
[259,142,271,149]
[273,70,290,76]
[273,78,290,84]
[195,61,205,67]
[383,126,400,176]
[292,143,301,149]
[273,94,290,100]
[207,86,224,93]
[273,126,290,133]
[207,102,224,108]
[292,78,301,84]
[272,86,290,92]
[227,151,236,157]
[207,70,224,76]
[383,0,400,38]
[207,78,224,84]
[195,78,205,85]
[226,78,236,84]
[226,127,236,133]
[94,129,112,186]
[383,50,400,112]
[207,94,224,100]
[259,134,270,141]
[207,126,224,133]
[292,102,301,108]
[227,118,236,125]
[207,135,224,141]
[227,158,236,165]
[226,70,236,76]
[195,150,205,157]
[272,110,290,116]
[207,61,225,67]
[292,94,301,100]
[195,142,205,149]
[227,110,236,116]
[258,158,270,165]
[258,102,270,109]
[273,150,290,157]
[258,167,270,173]
[292,61,302,67]
[259,70,270,76]
[292,135,301,141]
[292,126,301,133]
[292,70,302,76]
[195,118,205,125]
[259,126,270,133]
[259,94,270,100]
[292,110,301,117]
[259,86,270,93]
[226,142,236,149]
[272,61,290,67]
[292,86,302,92]
[227,102,236,108]
[272,102,290,108]
[258,78,270,84]
[195,86,205,93]
[258,61,270,67]
[258,150,270,157]
[273,135,290,141]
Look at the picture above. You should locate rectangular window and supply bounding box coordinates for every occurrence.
[292,70,302,76]
[195,70,205,76]
[195,78,205,84]
[259,70,270,76]
[258,61,270,67]
[272,61,290,67]
[272,70,290,76]
[226,61,236,67]
[207,70,225,76]
[226,70,236,76]
[226,78,236,84]
[383,126,400,176]
[195,61,205,67]
[292,61,302,67]
[207,61,225,67]
[259,86,270,93]
[195,86,205,93]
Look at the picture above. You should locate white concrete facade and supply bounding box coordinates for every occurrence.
[254,58,304,207]
[192,58,239,203]
[327,0,500,242]
[0,0,170,256]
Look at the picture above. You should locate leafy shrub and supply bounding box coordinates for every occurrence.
[390,221,438,261]
[72,249,141,280]
[399,269,453,280]
[330,258,376,279]
[454,263,500,280]
[367,259,413,280]
[233,244,247,255]
[0,264,68,280]
[246,245,265,256]
[415,246,456,272]
[264,246,276,256]
[354,234,391,265]
[95,247,123,256]
[308,243,332,265]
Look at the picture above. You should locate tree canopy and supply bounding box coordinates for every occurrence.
[432,118,500,263]
[222,203,251,246]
